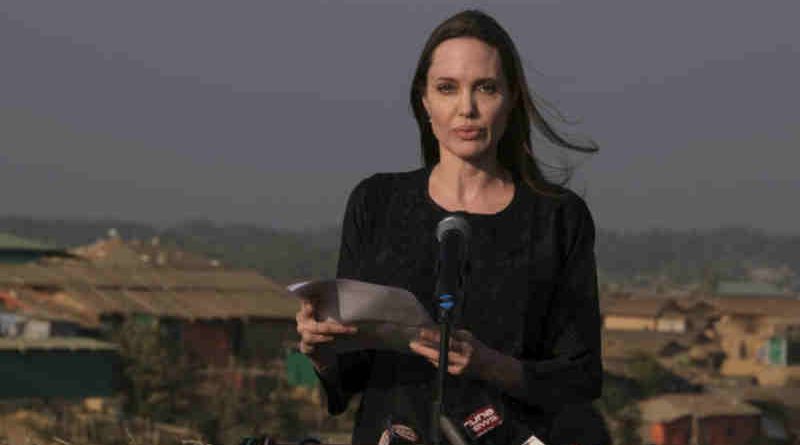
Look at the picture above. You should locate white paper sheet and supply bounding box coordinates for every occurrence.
[287,278,436,353]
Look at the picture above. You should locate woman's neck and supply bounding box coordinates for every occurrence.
[429,153,513,213]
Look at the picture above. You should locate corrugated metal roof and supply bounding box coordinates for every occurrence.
[601,297,684,317]
[74,238,221,269]
[0,262,281,290]
[1,289,100,326]
[2,286,298,323]
[716,281,789,297]
[0,270,297,323]
[0,237,300,323]
[711,296,800,318]
[0,337,118,352]
[603,294,800,319]
[0,233,64,252]
[639,393,761,423]
[602,330,693,359]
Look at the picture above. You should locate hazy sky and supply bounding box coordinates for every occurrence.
[1,1,798,233]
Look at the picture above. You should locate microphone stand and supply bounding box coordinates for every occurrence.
[431,215,470,445]
[431,290,454,445]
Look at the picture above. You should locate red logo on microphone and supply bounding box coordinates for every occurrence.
[463,405,503,438]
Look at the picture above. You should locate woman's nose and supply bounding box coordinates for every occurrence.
[457,91,477,118]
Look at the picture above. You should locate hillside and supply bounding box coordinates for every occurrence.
[1,216,797,288]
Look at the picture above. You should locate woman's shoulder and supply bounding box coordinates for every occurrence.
[344,168,426,212]
[516,182,596,251]
[348,168,426,195]
[522,181,591,218]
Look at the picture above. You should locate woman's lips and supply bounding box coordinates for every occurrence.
[454,128,484,140]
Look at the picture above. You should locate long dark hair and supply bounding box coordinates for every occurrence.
[409,9,598,195]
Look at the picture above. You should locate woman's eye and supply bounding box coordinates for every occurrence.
[478,83,497,94]
[436,84,456,93]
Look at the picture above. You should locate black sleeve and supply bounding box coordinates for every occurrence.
[316,175,378,415]
[519,193,602,412]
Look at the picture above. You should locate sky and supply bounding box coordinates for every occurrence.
[1,1,798,233]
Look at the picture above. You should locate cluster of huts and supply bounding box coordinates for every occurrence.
[0,232,308,402]
[4,230,800,443]
[601,285,800,444]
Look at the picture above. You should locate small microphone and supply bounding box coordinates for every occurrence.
[435,214,471,319]
[378,421,421,445]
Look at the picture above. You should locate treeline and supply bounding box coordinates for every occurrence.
[1,216,798,287]
[596,226,800,287]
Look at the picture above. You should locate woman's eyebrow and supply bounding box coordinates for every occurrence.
[433,76,499,83]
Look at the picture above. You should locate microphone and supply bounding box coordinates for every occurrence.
[435,214,471,321]
[378,419,422,445]
[440,415,470,445]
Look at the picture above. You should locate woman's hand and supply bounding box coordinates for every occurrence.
[408,328,489,378]
[295,299,358,371]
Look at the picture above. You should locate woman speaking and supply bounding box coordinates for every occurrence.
[296,9,602,445]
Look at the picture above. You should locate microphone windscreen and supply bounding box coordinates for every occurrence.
[436,214,471,242]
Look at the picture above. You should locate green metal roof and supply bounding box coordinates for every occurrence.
[716,280,787,297]
[0,337,118,352]
[0,233,62,252]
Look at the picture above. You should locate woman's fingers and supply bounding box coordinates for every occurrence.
[302,332,334,344]
[299,299,314,312]
[300,318,357,337]
[296,300,357,335]
[295,297,359,363]
[298,325,337,355]
[298,320,356,338]
[295,301,314,325]
[296,299,356,367]
[408,340,433,360]
[316,318,358,334]
[418,327,438,343]
[410,328,477,376]
[296,299,357,357]
[414,328,470,353]
[409,341,469,364]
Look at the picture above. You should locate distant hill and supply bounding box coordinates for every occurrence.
[162,220,339,284]
[0,216,336,284]
[596,227,800,288]
[1,216,798,288]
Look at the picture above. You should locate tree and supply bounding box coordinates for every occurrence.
[626,351,672,398]
[114,318,201,422]
[615,405,643,445]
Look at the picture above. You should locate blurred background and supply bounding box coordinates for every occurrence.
[0,1,798,444]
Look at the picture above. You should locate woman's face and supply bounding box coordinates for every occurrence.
[422,37,512,164]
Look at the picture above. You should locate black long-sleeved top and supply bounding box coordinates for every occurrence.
[317,167,602,445]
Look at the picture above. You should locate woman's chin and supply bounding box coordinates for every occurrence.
[441,142,494,163]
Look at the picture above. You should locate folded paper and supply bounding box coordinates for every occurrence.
[288,278,436,354]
